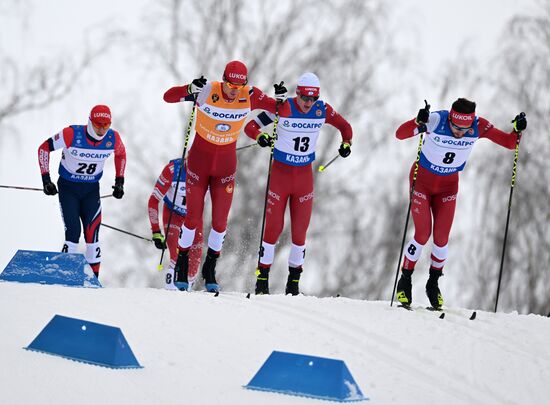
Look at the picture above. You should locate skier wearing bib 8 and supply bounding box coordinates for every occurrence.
[395,98,527,309]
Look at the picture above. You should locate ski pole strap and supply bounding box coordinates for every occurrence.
[102,223,153,242]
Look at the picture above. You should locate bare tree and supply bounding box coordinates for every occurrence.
[108,0,408,295]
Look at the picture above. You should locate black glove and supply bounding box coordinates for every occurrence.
[416,100,431,125]
[152,232,167,250]
[188,75,207,95]
[338,142,351,158]
[42,173,58,196]
[256,132,272,148]
[112,177,124,199]
[274,81,288,103]
[512,112,527,132]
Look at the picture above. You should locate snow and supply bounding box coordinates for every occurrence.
[1,281,549,404]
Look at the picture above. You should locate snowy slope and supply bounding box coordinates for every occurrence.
[1,282,549,405]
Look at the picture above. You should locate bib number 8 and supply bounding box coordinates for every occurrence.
[443,152,456,164]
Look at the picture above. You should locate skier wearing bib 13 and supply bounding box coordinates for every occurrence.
[395,98,527,309]
[244,72,353,295]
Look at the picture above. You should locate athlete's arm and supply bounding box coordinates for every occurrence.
[113,131,127,179]
[148,162,174,233]
[38,127,74,175]
[477,117,518,150]
[163,84,195,103]
[325,104,353,144]
[396,112,440,140]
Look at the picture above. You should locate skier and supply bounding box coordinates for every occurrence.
[395,98,527,309]
[163,60,286,292]
[37,105,126,278]
[244,72,353,295]
[148,158,203,290]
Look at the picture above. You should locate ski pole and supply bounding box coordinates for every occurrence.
[236,143,258,151]
[1,184,112,199]
[157,93,198,271]
[256,102,281,267]
[102,222,152,242]
[494,114,524,312]
[390,100,430,307]
[318,154,340,172]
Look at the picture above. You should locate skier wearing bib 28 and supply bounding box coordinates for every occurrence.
[163,60,284,292]
[395,98,527,309]
[148,158,204,290]
[244,72,353,295]
[37,105,126,278]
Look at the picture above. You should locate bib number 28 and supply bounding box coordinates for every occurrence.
[76,163,98,174]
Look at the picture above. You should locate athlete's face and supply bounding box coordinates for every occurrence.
[92,122,111,136]
[222,81,243,100]
[449,120,470,139]
[296,93,318,113]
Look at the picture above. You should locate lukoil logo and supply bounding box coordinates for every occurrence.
[216,123,231,132]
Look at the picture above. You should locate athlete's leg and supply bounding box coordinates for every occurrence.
[259,164,290,267]
[288,167,314,268]
[57,178,82,249]
[430,185,458,271]
[81,183,101,277]
[163,207,185,289]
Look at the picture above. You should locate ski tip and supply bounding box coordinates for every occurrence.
[469,311,477,320]
[157,264,163,271]
[246,293,251,299]
[439,312,445,319]
[318,166,325,172]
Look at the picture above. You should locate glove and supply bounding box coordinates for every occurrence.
[338,142,351,158]
[42,173,58,196]
[256,132,272,148]
[112,177,124,199]
[415,100,431,125]
[274,81,287,103]
[188,75,207,95]
[152,232,167,250]
[512,112,527,132]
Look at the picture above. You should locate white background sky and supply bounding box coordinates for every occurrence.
[0,0,538,282]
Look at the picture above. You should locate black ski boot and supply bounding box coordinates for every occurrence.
[285,266,302,296]
[396,268,414,307]
[255,266,270,295]
[202,248,220,293]
[426,267,444,309]
[174,250,190,291]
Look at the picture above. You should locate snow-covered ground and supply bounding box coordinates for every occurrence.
[1,281,549,405]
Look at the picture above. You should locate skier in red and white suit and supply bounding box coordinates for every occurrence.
[395,98,527,309]
[148,158,204,290]
[244,72,353,295]
[163,60,283,292]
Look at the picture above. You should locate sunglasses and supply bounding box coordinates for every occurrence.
[224,80,246,89]
[450,122,470,132]
[92,122,111,130]
[300,95,319,103]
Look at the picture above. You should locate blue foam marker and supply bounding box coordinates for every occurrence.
[244,351,367,402]
[25,315,142,369]
[0,250,101,287]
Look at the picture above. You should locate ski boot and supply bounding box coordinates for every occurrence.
[202,248,220,293]
[396,268,414,308]
[173,250,190,291]
[285,266,302,296]
[255,266,270,295]
[425,267,444,309]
